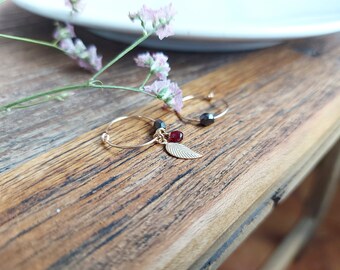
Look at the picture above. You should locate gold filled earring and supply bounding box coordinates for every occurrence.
[101,115,202,159]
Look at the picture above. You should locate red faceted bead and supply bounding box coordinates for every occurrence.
[168,130,184,142]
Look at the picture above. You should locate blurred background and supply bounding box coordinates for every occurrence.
[218,171,340,270]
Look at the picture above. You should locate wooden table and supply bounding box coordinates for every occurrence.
[1,2,339,270]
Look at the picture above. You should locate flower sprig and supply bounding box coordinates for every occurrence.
[129,4,176,40]
[134,52,182,111]
[0,3,183,112]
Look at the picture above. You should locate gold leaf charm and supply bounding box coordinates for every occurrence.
[165,143,202,159]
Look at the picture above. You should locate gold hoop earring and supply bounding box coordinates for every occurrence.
[176,92,229,126]
[101,115,202,159]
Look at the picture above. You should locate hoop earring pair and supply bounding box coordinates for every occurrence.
[101,93,229,159]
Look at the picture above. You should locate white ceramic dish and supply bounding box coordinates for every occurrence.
[12,0,340,51]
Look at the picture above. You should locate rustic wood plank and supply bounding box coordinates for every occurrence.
[1,28,340,270]
[0,2,244,173]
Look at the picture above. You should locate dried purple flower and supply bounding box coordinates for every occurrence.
[77,44,102,72]
[129,4,176,40]
[135,52,170,80]
[59,38,102,73]
[134,52,153,68]
[144,79,183,112]
[154,4,176,39]
[52,20,102,73]
[129,5,154,23]
[53,23,75,41]
[156,24,174,40]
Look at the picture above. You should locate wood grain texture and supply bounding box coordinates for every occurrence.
[1,3,340,270]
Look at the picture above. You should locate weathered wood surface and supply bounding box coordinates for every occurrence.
[1,2,340,270]
[0,2,243,173]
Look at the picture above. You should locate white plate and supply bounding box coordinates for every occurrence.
[12,0,340,51]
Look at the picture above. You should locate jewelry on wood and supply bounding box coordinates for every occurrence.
[175,92,229,126]
[101,115,202,159]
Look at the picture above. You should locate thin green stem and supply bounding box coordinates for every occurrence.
[140,72,153,89]
[0,34,63,52]
[91,84,155,98]
[91,31,154,81]
[9,98,57,109]
[1,82,157,111]
[0,84,86,111]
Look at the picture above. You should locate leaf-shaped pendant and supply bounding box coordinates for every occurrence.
[165,143,202,159]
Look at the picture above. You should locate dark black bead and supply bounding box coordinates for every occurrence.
[153,119,166,131]
[199,113,215,126]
